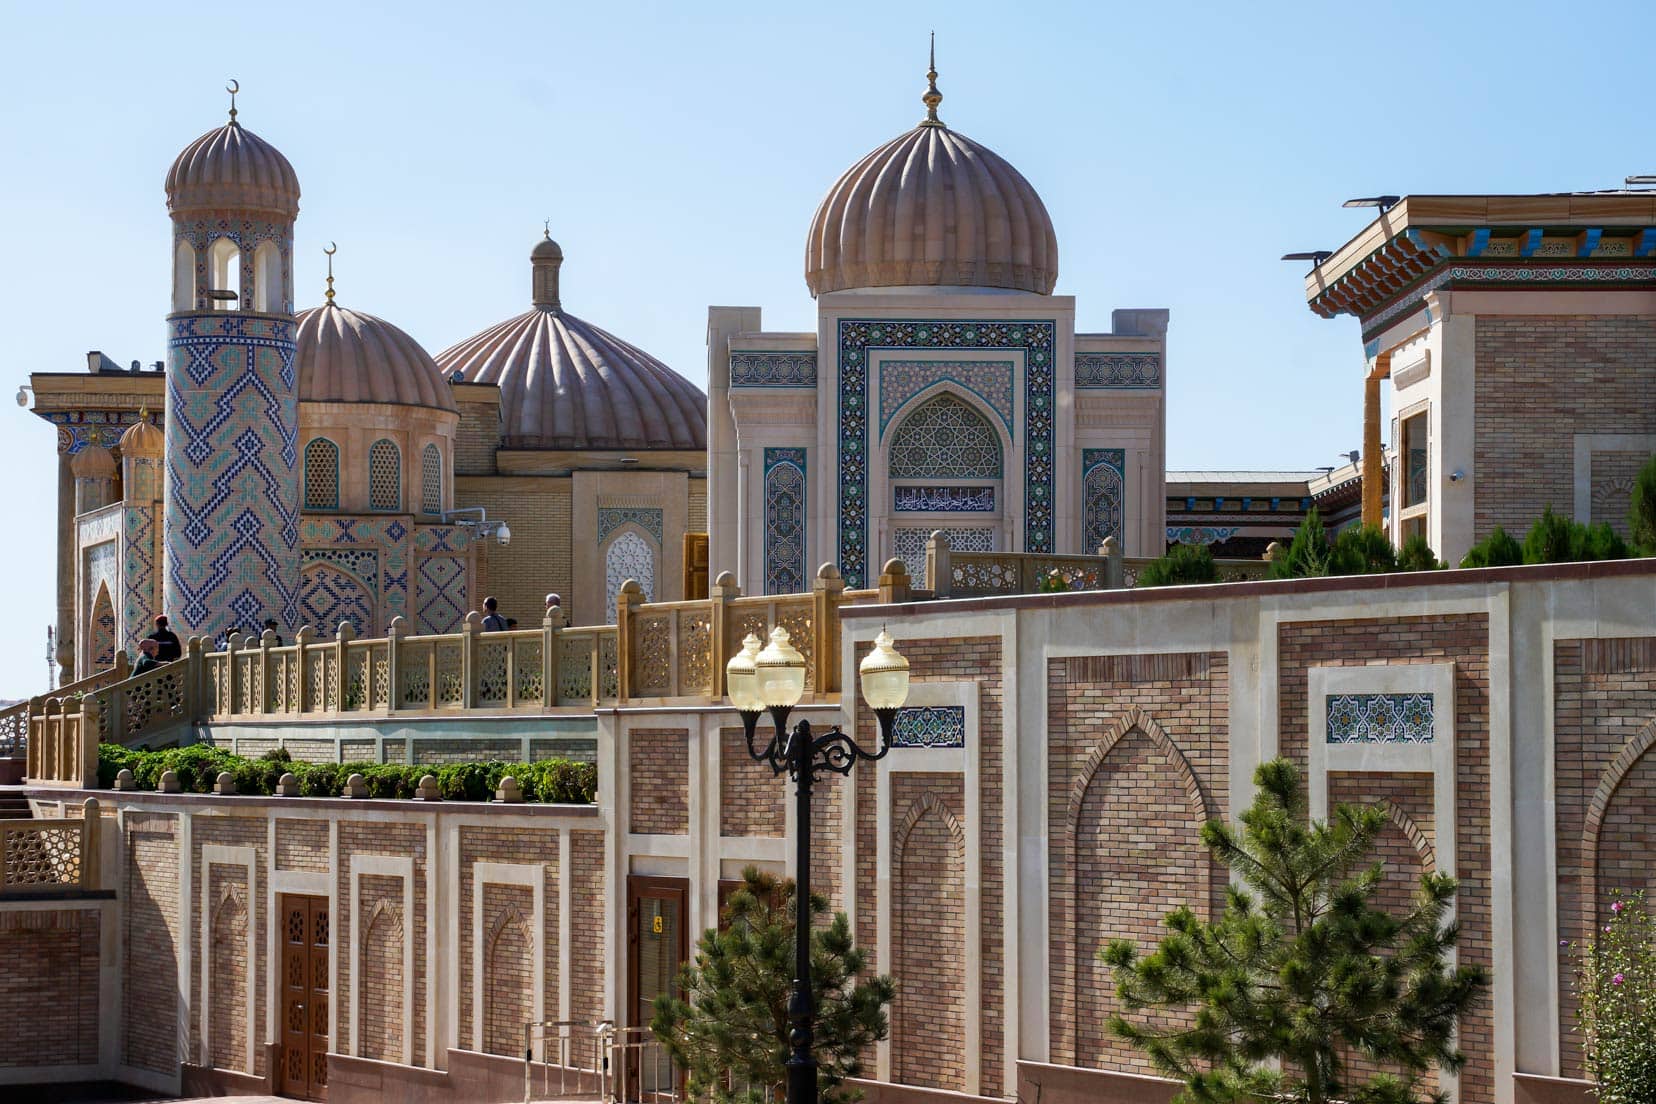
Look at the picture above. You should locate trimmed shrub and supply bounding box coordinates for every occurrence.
[1268,507,1332,579]
[1328,524,1396,575]
[97,744,596,804]
[1138,543,1218,587]
[1631,454,1656,554]
[1396,533,1446,572]
[1460,526,1523,568]
[1523,506,1629,565]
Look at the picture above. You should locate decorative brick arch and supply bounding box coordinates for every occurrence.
[359,900,405,1062]
[891,790,968,1091]
[484,907,533,1056]
[209,885,250,1071]
[893,791,965,856]
[1582,716,1656,916]
[1379,799,1436,873]
[1064,705,1216,854]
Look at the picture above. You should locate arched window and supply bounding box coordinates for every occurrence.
[208,237,241,311]
[88,584,115,671]
[887,393,1002,480]
[603,531,655,623]
[304,438,340,510]
[1082,449,1126,550]
[173,239,196,311]
[252,240,282,313]
[368,439,401,512]
[420,444,442,516]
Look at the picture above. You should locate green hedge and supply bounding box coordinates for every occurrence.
[97,744,597,804]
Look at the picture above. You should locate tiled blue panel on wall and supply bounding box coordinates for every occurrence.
[1325,693,1435,743]
[1081,449,1125,551]
[890,705,967,749]
[764,448,806,595]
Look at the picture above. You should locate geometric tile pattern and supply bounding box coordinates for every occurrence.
[1325,692,1435,743]
[1081,449,1125,551]
[888,393,1003,480]
[1074,353,1161,389]
[43,409,160,455]
[838,319,1055,587]
[300,561,374,639]
[89,583,116,671]
[164,313,300,634]
[893,486,996,513]
[604,531,655,623]
[1166,526,1239,546]
[123,506,159,656]
[1353,261,1656,341]
[763,448,806,595]
[304,438,339,510]
[413,525,471,635]
[892,526,994,580]
[297,515,467,634]
[878,359,1015,435]
[890,704,966,749]
[597,507,663,546]
[730,351,818,387]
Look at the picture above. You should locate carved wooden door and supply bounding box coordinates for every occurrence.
[279,894,330,1101]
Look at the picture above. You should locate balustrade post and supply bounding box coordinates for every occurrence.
[226,633,243,715]
[1101,536,1124,589]
[925,530,952,598]
[294,626,314,715]
[877,557,911,604]
[616,580,643,704]
[461,613,482,709]
[77,697,100,789]
[114,650,130,680]
[708,572,740,700]
[543,598,564,707]
[259,630,276,714]
[336,622,356,711]
[386,617,405,713]
[812,563,845,695]
[79,796,100,889]
[184,636,205,722]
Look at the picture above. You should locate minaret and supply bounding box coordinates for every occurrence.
[161,82,303,637]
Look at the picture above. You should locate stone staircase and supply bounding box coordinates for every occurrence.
[0,787,31,819]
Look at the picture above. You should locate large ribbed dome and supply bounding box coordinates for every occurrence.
[165,105,300,219]
[295,301,456,413]
[805,63,1057,297]
[434,236,706,451]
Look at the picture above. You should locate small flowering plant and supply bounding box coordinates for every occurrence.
[1576,889,1656,1103]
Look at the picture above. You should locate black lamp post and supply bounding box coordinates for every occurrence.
[726,626,910,1104]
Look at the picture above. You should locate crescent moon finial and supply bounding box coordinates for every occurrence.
[324,242,337,303]
[226,79,239,122]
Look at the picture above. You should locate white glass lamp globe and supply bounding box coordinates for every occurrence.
[858,630,910,710]
[725,633,765,713]
[754,625,807,709]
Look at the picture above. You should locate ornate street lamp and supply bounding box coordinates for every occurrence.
[726,626,910,1104]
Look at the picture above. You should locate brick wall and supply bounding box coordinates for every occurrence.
[455,475,572,622]
[483,883,535,1056]
[358,873,408,1064]
[192,816,267,1077]
[1473,315,1656,539]
[1047,652,1229,1073]
[1278,614,1492,1103]
[629,728,688,835]
[721,726,784,837]
[0,908,99,1068]
[208,868,251,1070]
[1587,448,1653,536]
[1553,636,1656,1077]
[125,812,179,1073]
[456,824,564,1052]
[338,821,428,1065]
[891,773,966,1090]
[454,396,501,476]
[569,830,606,1026]
[275,817,328,872]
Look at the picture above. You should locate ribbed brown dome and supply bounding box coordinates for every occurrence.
[119,417,164,457]
[295,302,456,413]
[165,119,300,219]
[434,239,706,451]
[805,123,1058,297]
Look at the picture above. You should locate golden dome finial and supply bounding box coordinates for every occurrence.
[544,219,551,239]
[323,241,337,304]
[226,79,239,124]
[920,32,943,127]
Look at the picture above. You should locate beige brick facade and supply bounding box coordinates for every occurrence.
[123,812,179,1073]
[720,726,784,838]
[629,727,688,835]
[455,474,572,622]
[0,908,99,1068]
[891,773,967,1090]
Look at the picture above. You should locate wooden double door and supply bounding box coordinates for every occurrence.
[279,894,331,1101]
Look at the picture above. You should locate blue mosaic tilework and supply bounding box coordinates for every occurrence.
[877,359,1015,436]
[300,561,374,638]
[414,525,472,634]
[297,515,438,632]
[838,319,1055,587]
[597,506,664,546]
[1074,354,1161,389]
[890,705,966,749]
[888,393,1003,480]
[764,448,806,596]
[174,213,293,314]
[894,486,996,513]
[730,352,818,387]
[1081,449,1125,550]
[164,314,300,634]
[1167,526,1239,546]
[123,506,159,655]
[45,409,160,455]
[1326,693,1434,743]
[1356,261,1656,340]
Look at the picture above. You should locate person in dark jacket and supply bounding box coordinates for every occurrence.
[263,618,284,647]
[147,615,182,662]
[131,638,162,675]
[481,596,508,632]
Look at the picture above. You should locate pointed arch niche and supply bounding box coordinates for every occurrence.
[877,388,1008,578]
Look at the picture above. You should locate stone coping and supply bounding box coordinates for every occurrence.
[24,786,600,818]
[842,556,1656,619]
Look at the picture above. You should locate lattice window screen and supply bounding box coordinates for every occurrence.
[304,438,339,510]
[604,532,656,623]
[887,393,1002,480]
[420,444,442,516]
[368,439,400,512]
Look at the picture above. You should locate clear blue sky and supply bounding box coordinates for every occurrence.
[1,0,1651,697]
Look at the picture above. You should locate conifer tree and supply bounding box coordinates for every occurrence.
[1269,508,1333,578]
[1629,453,1656,555]
[651,867,894,1104]
[1102,759,1487,1104]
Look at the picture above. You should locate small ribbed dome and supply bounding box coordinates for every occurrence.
[295,302,457,413]
[435,239,706,451]
[71,445,116,479]
[120,416,164,457]
[805,66,1057,297]
[165,114,300,219]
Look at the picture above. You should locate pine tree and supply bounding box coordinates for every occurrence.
[1101,759,1487,1104]
[1628,453,1656,555]
[1269,508,1333,578]
[651,867,894,1104]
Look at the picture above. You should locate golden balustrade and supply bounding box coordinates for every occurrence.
[0,654,128,757]
[924,531,1274,597]
[0,797,100,895]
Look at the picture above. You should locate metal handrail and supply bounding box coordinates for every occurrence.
[523,1019,605,1103]
[598,1023,680,1104]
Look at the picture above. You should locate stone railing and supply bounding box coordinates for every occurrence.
[0,797,100,895]
[26,700,102,788]
[924,532,1274,598]
[0,654,129,757]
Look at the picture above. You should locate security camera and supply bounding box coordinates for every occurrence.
[14,387,28,408]
[496,523,512,547]
[1449,470,1465,483]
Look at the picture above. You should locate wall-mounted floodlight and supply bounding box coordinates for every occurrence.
[1282,250,1333,265]
[1626,175,1656,187]
[1343,195,1401,213]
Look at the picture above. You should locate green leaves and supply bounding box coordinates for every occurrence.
[1575,890,1656,1104]
[1103,759,1487,1104]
